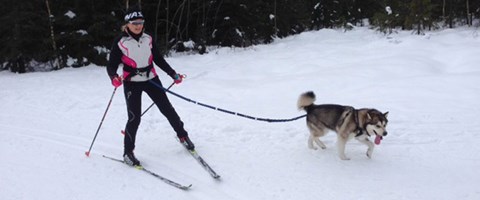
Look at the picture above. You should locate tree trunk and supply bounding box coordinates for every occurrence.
[186,0,191,39]
[448,0,453,28]
[155,0,163,43]
[174,0,187,40]
[125,0,141,9]
[274,0,277,36]
[45,0,62,70]
[165,0,169,52]
[443,0,446,21]
[466,0,471,26]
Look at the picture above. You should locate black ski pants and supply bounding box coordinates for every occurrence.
[122,77,187,155]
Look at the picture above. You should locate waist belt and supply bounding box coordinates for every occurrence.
[123,64,153,80]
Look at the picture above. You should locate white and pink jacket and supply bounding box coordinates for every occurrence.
[107,32,176,82]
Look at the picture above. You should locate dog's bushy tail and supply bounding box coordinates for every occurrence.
[297,91,316,111]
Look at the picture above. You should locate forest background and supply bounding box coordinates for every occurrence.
[1,0,479,73]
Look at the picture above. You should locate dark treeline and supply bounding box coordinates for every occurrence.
[1,0,479,73]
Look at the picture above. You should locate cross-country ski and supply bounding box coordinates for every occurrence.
[102,155,192,190]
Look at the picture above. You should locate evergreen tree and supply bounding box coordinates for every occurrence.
[1,0,55,73]
[352,0,382,26]
[406,0,438,34]
[1,0,478,73]
[311,0,342,29]
[274,0,310,37]
[54,0,122,67]
[202,0,249,47]
[371,1,408,34]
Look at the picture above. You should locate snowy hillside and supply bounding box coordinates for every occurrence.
[1,27,480,200]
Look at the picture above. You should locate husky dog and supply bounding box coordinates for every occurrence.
[297,91,389,160]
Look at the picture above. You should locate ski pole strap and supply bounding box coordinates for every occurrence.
[147,79,306,123]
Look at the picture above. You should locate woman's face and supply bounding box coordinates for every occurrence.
[127,19,144,35]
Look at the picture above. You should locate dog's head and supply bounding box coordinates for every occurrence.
[364,110,389,145]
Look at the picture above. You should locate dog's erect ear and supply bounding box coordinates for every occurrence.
[384,112,389,118]
[367,113,372,120]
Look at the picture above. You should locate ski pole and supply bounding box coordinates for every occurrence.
[140,75,185,117]
[120,82,176,135]
[141,82,176,116]
[85,88,117,157]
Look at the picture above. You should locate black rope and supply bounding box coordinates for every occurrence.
[148,79,306,123]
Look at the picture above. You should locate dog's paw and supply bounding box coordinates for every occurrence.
[318,144,326,150]
[366,149,373,158]
[339,155,351,160]
[314,139,327,149]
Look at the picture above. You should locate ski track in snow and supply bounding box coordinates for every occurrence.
[1,27,480,200]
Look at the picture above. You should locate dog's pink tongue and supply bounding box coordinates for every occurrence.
[375,135,382,145]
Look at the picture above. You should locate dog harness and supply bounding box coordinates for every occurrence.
[354,110,369,137]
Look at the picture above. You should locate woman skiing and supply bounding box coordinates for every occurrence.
[106,7,194,166]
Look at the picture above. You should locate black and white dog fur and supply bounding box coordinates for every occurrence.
[297,91,389,160]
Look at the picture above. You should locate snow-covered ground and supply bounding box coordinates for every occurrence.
[1,27,479,200]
